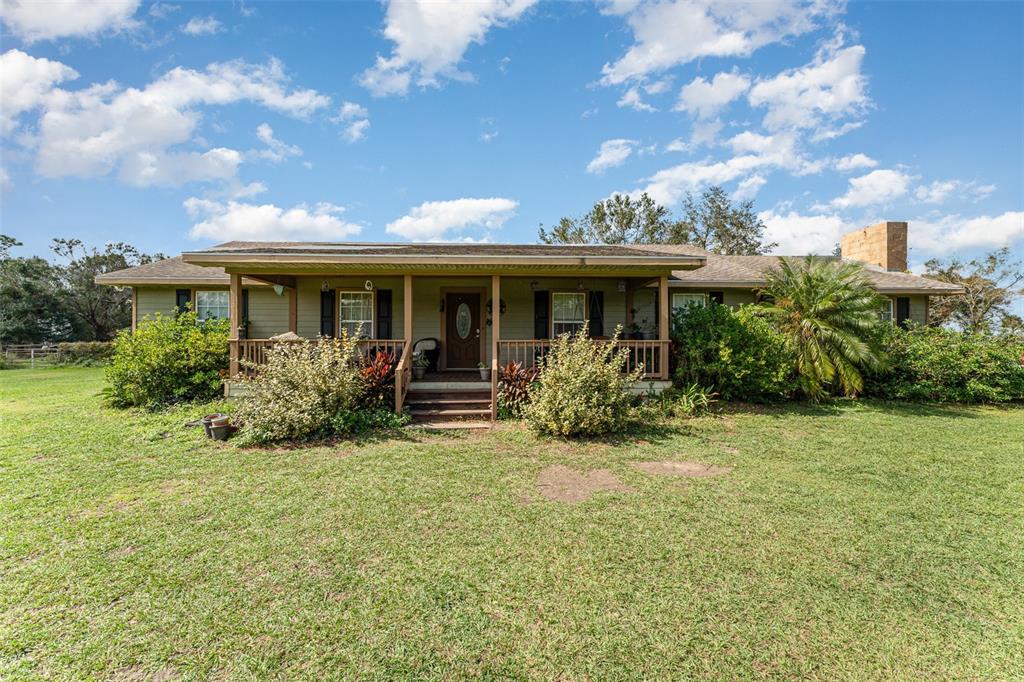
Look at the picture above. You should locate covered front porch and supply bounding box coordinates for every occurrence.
[224,273,674,419]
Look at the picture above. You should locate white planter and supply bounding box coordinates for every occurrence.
[479,369,491,381]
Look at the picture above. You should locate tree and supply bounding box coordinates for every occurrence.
[538,193,685,245]
[0,236,72,344]
[756,257,886,401]
[924,247,1024,334]
[678,186,776,255]
[50,239,163,341]
[538,186,776,255]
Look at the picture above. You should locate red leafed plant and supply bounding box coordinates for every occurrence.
[360,350,395,408]
[497,360,539,418]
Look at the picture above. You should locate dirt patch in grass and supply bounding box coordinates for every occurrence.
[633,461,734,478]
[535,465,632,503]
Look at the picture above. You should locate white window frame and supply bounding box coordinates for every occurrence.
[338,290,375,339]
[672,292,708,312]
[195,290,229,321]
[551,291,587,337]
[879,298,894,324]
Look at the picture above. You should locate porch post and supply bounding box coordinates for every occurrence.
[403,274,413,343]
[131,287,137,332]
[288,285,297,333]
[229,273,243,376]
[491,274,500,421]
[658,275,669,380]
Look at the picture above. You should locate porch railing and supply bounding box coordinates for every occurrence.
[497,339,669,379]
[394,342,412,414]
[231,338,406,374]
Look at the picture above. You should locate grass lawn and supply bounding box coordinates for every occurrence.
[1,368,1022,679]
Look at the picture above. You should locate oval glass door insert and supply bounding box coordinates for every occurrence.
[455,303,472,339]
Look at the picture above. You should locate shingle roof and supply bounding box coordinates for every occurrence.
[94,257,230,285]
[670,255,964,294]
[196,241,707,259]
[96,245,963,295]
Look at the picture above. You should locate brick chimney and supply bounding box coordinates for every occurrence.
[840,221,908,272]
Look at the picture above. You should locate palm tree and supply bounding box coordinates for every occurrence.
[757,256,886,401]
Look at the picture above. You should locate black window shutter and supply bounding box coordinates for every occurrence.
[588,290,604,337]
[896,296,911,328]
[242,289,249,321]
[376,289,392,339]
[533,290,549,339]
[709,291,725,305]
[175,289,191,313]
[320,289,335,337]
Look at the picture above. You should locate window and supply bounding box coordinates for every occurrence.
[878,298,894,324]
[195,291,229,321]
[672,292,707,312]
[339,291,374,338]
[551,292,586,336]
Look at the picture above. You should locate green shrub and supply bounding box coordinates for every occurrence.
[234,335,367,445]
[105,311,229,408]
[865,326,1024,403]
[331,406,410,434]
[57,341,114,366]
[655,383,717,418]
[523,325,644,437]
[671,303,796,402]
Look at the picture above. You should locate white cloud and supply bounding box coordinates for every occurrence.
[914,179,959,204]
[26,57,327,186]
[333,101,370,142]
[0,167,11,192]
[910,211,1024,253]
[359,0,537,97]
[665,137,688,153]
[186,198,362,241]
[253,123,301,162]
[120,148,241,187]
[759,209,854,255]
[0,49,79,134]
[386,197,518,241]
[675,70,749,118]
[733,174,766,201]
[149,3,180,19]
[586,138,637,174]
[0,0,140,43]
[830,169,912,209]
[343,119,371,143]
[600,0,836,85]
[181,16,222,36]
[617,86,656,112]
[835,153,877,172]
[748,42,868,134]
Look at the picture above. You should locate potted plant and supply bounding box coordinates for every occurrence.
[477,362,490,381]
[627,322,643,340]
[412,352,428,380]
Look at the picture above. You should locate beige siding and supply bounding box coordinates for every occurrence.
[135,287,178,323]
[247,287,291,338]
[909,295,928,325]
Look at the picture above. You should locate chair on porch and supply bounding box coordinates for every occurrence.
[412,337,440,373]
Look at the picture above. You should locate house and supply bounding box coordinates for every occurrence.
[96,220,963,422]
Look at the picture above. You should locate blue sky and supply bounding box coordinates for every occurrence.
[1,0,1022,272]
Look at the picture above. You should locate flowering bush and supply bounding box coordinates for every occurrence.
[105,311,229,408]
[523,325,644,437]
[234,335,366,445]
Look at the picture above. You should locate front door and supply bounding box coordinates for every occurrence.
[445,292,481,369]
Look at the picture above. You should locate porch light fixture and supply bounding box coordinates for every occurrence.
[321,280,330,292]
[530,280,539,291]
[486,298,507,316]
[576,280,585,291]
[364,280,373,291]
[617,281,626,293]
[273,284,285,296]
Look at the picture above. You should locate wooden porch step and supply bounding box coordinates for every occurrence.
[407,397,491,408]
[410,408,492,419]
[409,420,492,430]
